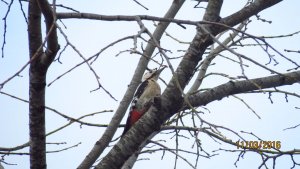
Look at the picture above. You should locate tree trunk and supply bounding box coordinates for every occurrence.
[28,0,59,168]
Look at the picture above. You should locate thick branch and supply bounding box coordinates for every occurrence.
[221,0,282,29]
[28,1,59,169]
[37,0,59,67]
[187,22,246,94]
[57,13,202,25]
[188,70,300,108]
[28,0,43,60]
[77,1,186,168]
[95,0,223,168]
[95,0,284,168]
[28,0,46,168]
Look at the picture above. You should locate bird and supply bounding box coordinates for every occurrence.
[121,66,166,137]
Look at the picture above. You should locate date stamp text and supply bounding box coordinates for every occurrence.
[236,140,281,149]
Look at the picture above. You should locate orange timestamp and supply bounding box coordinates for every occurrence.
[236,140,281,149]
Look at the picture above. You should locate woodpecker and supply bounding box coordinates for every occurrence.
[122,66,166,137]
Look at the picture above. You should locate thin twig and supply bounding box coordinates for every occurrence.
[0,23,56,90]
[1,0,14,58]
[132,0,149,10]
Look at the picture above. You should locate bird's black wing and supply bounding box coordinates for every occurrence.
[134,80,149,98]
[122,81,149,137]
[130,80,149,111]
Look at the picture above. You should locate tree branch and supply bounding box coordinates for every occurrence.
[28,0,59,169]
[77,1,186,168]
[94,0,285,168]
[28,1,46,168]
[188,70,300,108]
[36,0,59,66]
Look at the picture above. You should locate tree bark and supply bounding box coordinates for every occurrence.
[28,0,58,168]
[187,70,300,108]
[95,0,284,168]
[28,1,46,168]
[77,1,186,168]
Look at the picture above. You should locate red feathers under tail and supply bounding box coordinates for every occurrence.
[121,110,143,137]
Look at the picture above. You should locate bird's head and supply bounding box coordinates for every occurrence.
[142,66,167,82]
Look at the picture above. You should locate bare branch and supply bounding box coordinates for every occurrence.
[187,70,300,109]
[188,21,247,94]
[78,1,186,168]
[50,3,80,13]
[27,1,59,168]
[95,1,286,168]
[1,0,14,58]
[149,140,196,169]
[261,30,300,39]
[283,123,300,131]
[1,0,8,5]
[132,0,149,10]
[55,24,117,100]
[0,90,113,153]
[285,49,300,54]
[18,0,28,23]
[48,35,134,87]
[231,95,261,119]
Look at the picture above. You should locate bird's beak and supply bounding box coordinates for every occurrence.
[156,65,167,75]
